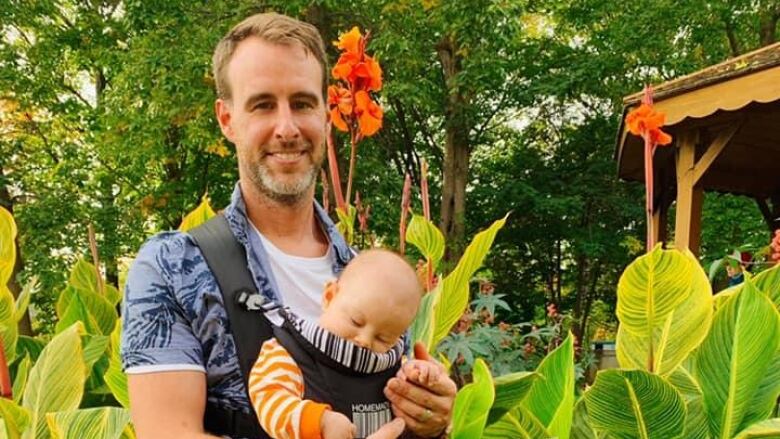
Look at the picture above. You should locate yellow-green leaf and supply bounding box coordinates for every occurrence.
[104,319,129,408]
[56,287,117,335]
[667,366,708,439]
[46,407,130,439]
[68,259,103,296]
[522,333,575,439]
[482,404,549,439]
[22,324,87,439]
[451,358,494,439]
[104,284,122,307]
[488,371,539,425]
[733,418,780,439]
[0,206,17,287]
[570,398,598,439]
[12,355,31,405]
[408,285,438,350]
[405,214,445,270]
[335,205,357,246]
[0,285,18,364]
[431,214,507,349]
[584,369,686,439]
[616,245,713,376]
[13,277,35,324]
[693,280,780,439]
[55,291,101,335]
[179,194,216,232]
[0,398,31,439]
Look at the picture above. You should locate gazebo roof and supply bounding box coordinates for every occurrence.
[616,42,780,199]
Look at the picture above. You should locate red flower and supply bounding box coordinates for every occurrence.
[354,90,383,136]
[328,85,352,132]
[626,103,672,146]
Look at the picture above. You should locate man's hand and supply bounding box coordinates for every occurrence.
[321,410,356,439]
[384,342,457,437]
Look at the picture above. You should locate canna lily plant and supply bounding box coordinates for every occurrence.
[326,26,384,244]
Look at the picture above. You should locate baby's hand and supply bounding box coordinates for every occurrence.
[399,359,441,388]
[321,410,356,439]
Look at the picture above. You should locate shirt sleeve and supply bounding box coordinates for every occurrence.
[248,338,330,439]
[121,233,205,373]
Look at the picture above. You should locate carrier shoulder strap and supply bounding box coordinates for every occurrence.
[189,214,271,438]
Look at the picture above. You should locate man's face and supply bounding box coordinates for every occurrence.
[216,37,327,204]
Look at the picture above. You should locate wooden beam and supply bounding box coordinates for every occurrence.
[692,121,742,185]
[675,131,704,254]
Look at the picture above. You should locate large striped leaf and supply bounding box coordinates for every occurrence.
[13,278,35,324]
[667,367,708,439]
[584,369,686,439]
[753,263,780,309]
[55,292,101,335]
[15,336,45,364]
[46,407,131,439]
[743,351,780,429]
[521,333,575,439]
[405,214,445,271]
[733,418,780,439]
[431,215,507,350]
[56,286,117,335]
[408,285,438,349]
[12,355,31,405]
[68,259,103,296]
[693,280,780,439]
[22,324,87,439]
[482,405,549,439]
[571,398,599,439]
[178,194,216,232]
[0,285,18,364]
[487,371,539,425]
[104,319,129,408]
[616,246,713,376]
[451,358,494,439]
[0,206,16,286]
[0,398,31,439]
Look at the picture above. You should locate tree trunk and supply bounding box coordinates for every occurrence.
[0,179,33,336]
[759,7,779,47]
[436,35,472,264]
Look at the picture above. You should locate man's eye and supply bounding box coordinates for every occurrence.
[292,101,314,110]
[254,101,273,110]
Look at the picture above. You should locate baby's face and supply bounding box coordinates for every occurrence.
[319,281,419,353]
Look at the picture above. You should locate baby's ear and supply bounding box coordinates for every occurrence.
[322,280,339,310]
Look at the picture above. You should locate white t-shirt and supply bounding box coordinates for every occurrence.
[253,225,336,323]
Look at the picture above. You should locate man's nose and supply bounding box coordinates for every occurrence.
[274,105,300,142]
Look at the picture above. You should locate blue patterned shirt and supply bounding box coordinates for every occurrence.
[121,183,354,416]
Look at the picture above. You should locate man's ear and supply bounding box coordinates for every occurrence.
[215,99,235,142]
[322,280,339,311]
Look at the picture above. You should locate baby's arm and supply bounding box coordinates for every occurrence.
[249,339,350,439]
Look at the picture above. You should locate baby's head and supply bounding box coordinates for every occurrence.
[319,249,422,353]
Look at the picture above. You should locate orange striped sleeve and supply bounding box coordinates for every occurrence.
[248,338,329,439]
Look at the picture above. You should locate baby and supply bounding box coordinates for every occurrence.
[248,249,440,439]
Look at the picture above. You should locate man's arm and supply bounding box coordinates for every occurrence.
[128,370,220,439]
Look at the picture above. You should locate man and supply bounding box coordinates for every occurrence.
[121,12,456,439]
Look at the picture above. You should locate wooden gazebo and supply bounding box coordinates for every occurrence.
[616,42,780,255]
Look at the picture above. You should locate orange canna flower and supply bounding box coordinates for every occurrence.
[626,103,672,146]
[328,85,352,132]
[354,90,382,136]
[334,26,362,55]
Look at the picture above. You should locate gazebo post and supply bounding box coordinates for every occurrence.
[674,131,704,254]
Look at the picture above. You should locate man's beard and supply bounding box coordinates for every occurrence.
[248,145,323,205]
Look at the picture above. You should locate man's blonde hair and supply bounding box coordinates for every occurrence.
[212,12,328,100]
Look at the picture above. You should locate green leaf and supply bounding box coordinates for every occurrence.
[82,335,110,373]
[405,214,445,270]
[22,324,87,439]
[521,333,575,439]
[56,286,117,335]
[104,319,129,408]
[335,205,357,246]
[15,336,45,364]
[55,291,101,335]
[0,398,31,439]
[694,280,780,439]
[178,194,216,232]
[451,358,494,439]
[752,263,780,310]
[12,277,36,324]
[733,418,780,439]
[104,284,122,307]
[12,355,31,405]
[667,366,708,439]
[0,206,17,287]
[409,284,438,349]
[482,405,549,439]
[432,214,507,349]
[571,398,599,439]
[46,407,131,439]
[0,285,18,364]
[616,246,713,376]
[68,259,102,296]
[487,371,539,425]
[584,369,686,439]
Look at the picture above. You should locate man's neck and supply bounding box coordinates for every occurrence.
[240,180,329,257]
